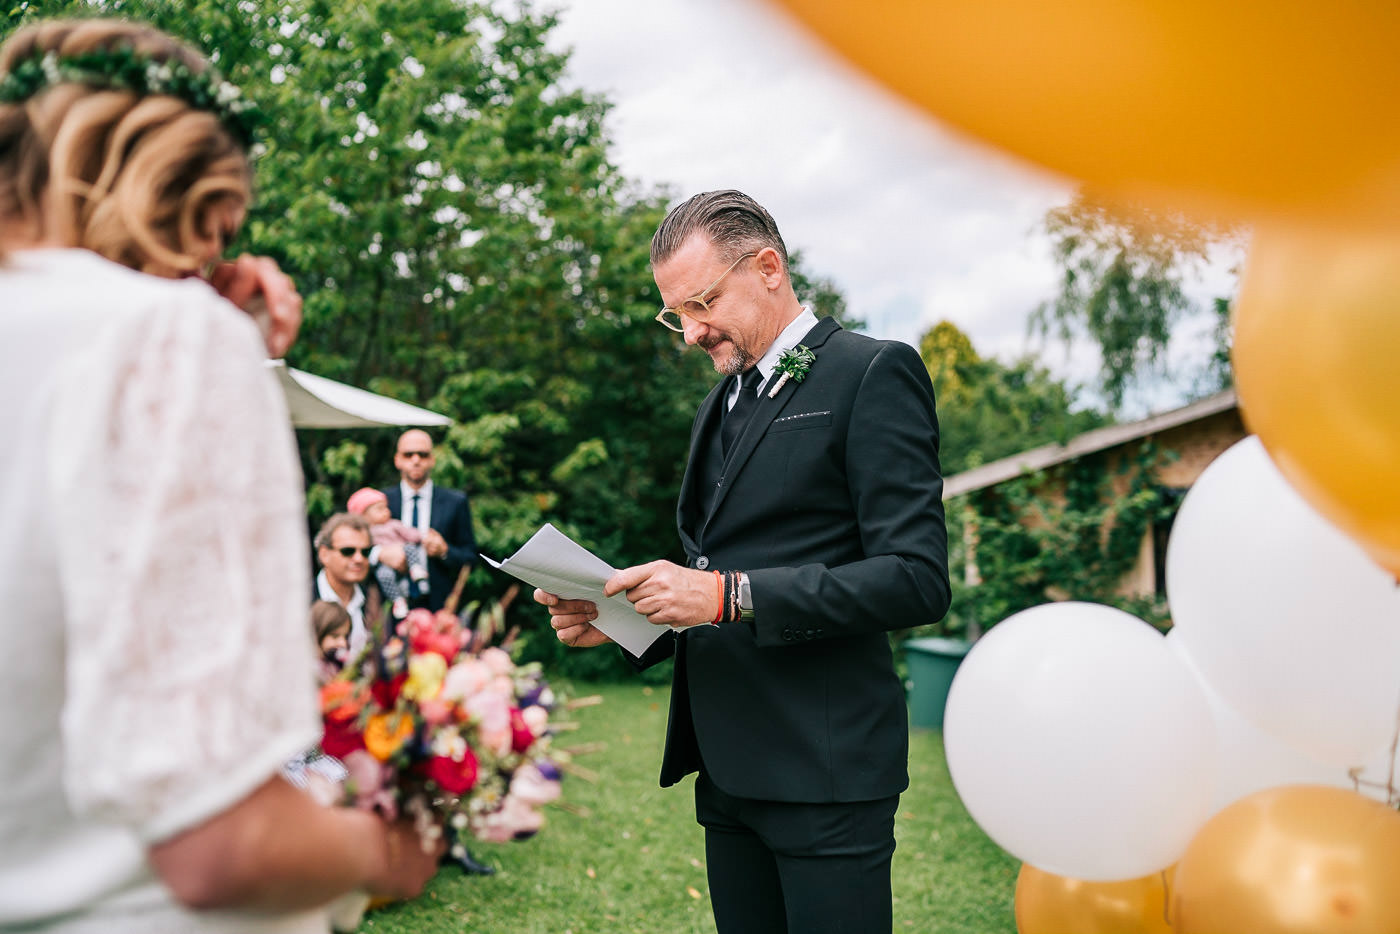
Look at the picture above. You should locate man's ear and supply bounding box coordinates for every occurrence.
[755,246,785,290]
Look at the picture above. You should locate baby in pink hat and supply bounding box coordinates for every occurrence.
[347,487,430,619]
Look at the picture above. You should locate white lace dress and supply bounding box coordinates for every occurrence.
[0,249,327,933]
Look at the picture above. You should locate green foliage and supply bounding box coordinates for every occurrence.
[2,0,725,679]
[3,2,870,681]
[1035,188,1241,409]
[789,247,863,330]
[940,445,1177,638]
[919,320,1110,475]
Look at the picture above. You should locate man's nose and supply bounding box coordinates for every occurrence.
[682,315,707,346]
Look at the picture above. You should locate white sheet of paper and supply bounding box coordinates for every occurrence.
[480,523,671,657]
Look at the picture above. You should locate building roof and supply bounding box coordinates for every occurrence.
[943,389,1238,499]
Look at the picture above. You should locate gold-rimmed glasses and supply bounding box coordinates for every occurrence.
[655,252,756,332]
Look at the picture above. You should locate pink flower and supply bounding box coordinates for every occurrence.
[509,763,562,806]
[466,689,512,756]
[419,697,456,726]
[521,705,549,736]
[471,794,544,843]
[480,646,514,676]
[442,658,490,701]
[342,750,396,816]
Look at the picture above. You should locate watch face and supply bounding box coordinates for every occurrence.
[739,576,752,609]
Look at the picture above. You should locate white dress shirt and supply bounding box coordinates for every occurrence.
[726,306,819,410]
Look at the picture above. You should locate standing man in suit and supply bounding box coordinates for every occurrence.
[535,190,950,933]
[380,429,476,612]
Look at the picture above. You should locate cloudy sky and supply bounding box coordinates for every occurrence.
[550,0,1235,412]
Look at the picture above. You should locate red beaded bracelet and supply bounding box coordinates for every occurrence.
[712,570,725,623]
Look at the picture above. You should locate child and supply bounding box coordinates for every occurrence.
[311,599,352,680]
[285,602,351,804]
[347,487,430,620]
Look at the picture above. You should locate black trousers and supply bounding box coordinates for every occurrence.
[694,769,899,934]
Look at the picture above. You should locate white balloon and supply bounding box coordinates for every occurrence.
[1165,630,1357,810]
[944,602,1216,881]
[1166,436,1400,767]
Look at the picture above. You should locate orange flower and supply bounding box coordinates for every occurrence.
[363,712,416,761]
[320,680,366,725]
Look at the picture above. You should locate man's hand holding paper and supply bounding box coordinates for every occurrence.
[535,559,718,648]
[484,523,708,656]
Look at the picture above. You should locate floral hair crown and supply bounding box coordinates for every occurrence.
[0,44,261,148]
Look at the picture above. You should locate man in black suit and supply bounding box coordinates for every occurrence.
[379,429,476,612]
[536,190,949,933]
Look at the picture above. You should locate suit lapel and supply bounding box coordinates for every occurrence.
[677,377,730,553]
[704,317,842,529]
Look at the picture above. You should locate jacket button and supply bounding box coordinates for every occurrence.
[781,628,793,641]
[695,556,709,570]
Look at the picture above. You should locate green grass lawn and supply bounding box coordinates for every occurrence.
[364,682,1018,934]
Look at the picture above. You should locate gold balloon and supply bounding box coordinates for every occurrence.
[770,0,1400,227]
[1173,785,1400,934]
[1232,226,1400,578]
[1015,863,1176,934]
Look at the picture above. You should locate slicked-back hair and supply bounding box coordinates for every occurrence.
[650,189,788,271]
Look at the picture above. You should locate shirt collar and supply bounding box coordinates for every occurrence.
[401,479,434,502]
[316,570,365,614]
[744,306,819,397]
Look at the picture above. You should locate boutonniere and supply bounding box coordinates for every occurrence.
[768,345,816,398]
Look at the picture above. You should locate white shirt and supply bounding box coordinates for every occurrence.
[726,306,820,410]
[316,570,369,657]
[0,249,325,933]
[399,478,433,535]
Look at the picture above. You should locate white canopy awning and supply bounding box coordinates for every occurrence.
[268,360,452,429]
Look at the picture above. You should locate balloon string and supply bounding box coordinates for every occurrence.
[1389,692,1400,806]
[1160,868,1173,928]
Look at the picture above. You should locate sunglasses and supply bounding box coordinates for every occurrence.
[399,450,432,459]
[335,546,371,558]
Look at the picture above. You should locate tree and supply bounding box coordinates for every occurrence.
[1035,188,1242,410]
[3,2,851,678]
[918,320,1109,475]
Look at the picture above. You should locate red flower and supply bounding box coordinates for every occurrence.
[409,611,464,662]
[322,717,365,758]
[509,707,536,753]
[371,672,408,708]
[426,748,479,795]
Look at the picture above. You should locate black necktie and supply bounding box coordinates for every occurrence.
[411,493,421,530]
[722,368,764,456]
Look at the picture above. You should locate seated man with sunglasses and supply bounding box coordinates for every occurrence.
[313,513,385,656]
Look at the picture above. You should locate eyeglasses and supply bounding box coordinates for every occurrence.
[655,252,756,332]
[399,450,432,459]
[335,546,371,558]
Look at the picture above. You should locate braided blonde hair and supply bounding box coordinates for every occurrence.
[0,19,250,273]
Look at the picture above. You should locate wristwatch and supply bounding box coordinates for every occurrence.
[738,572,755,622]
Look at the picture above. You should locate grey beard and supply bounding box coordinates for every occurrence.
[714,343,753,376]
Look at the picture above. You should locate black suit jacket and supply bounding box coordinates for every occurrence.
[382,483,476,611]
[633,317,950,803]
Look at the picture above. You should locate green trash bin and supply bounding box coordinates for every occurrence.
[904,637,972,729]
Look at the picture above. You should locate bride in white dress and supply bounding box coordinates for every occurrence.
[0,19,441,933]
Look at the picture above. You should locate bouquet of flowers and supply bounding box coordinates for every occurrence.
[319,593,565,849]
